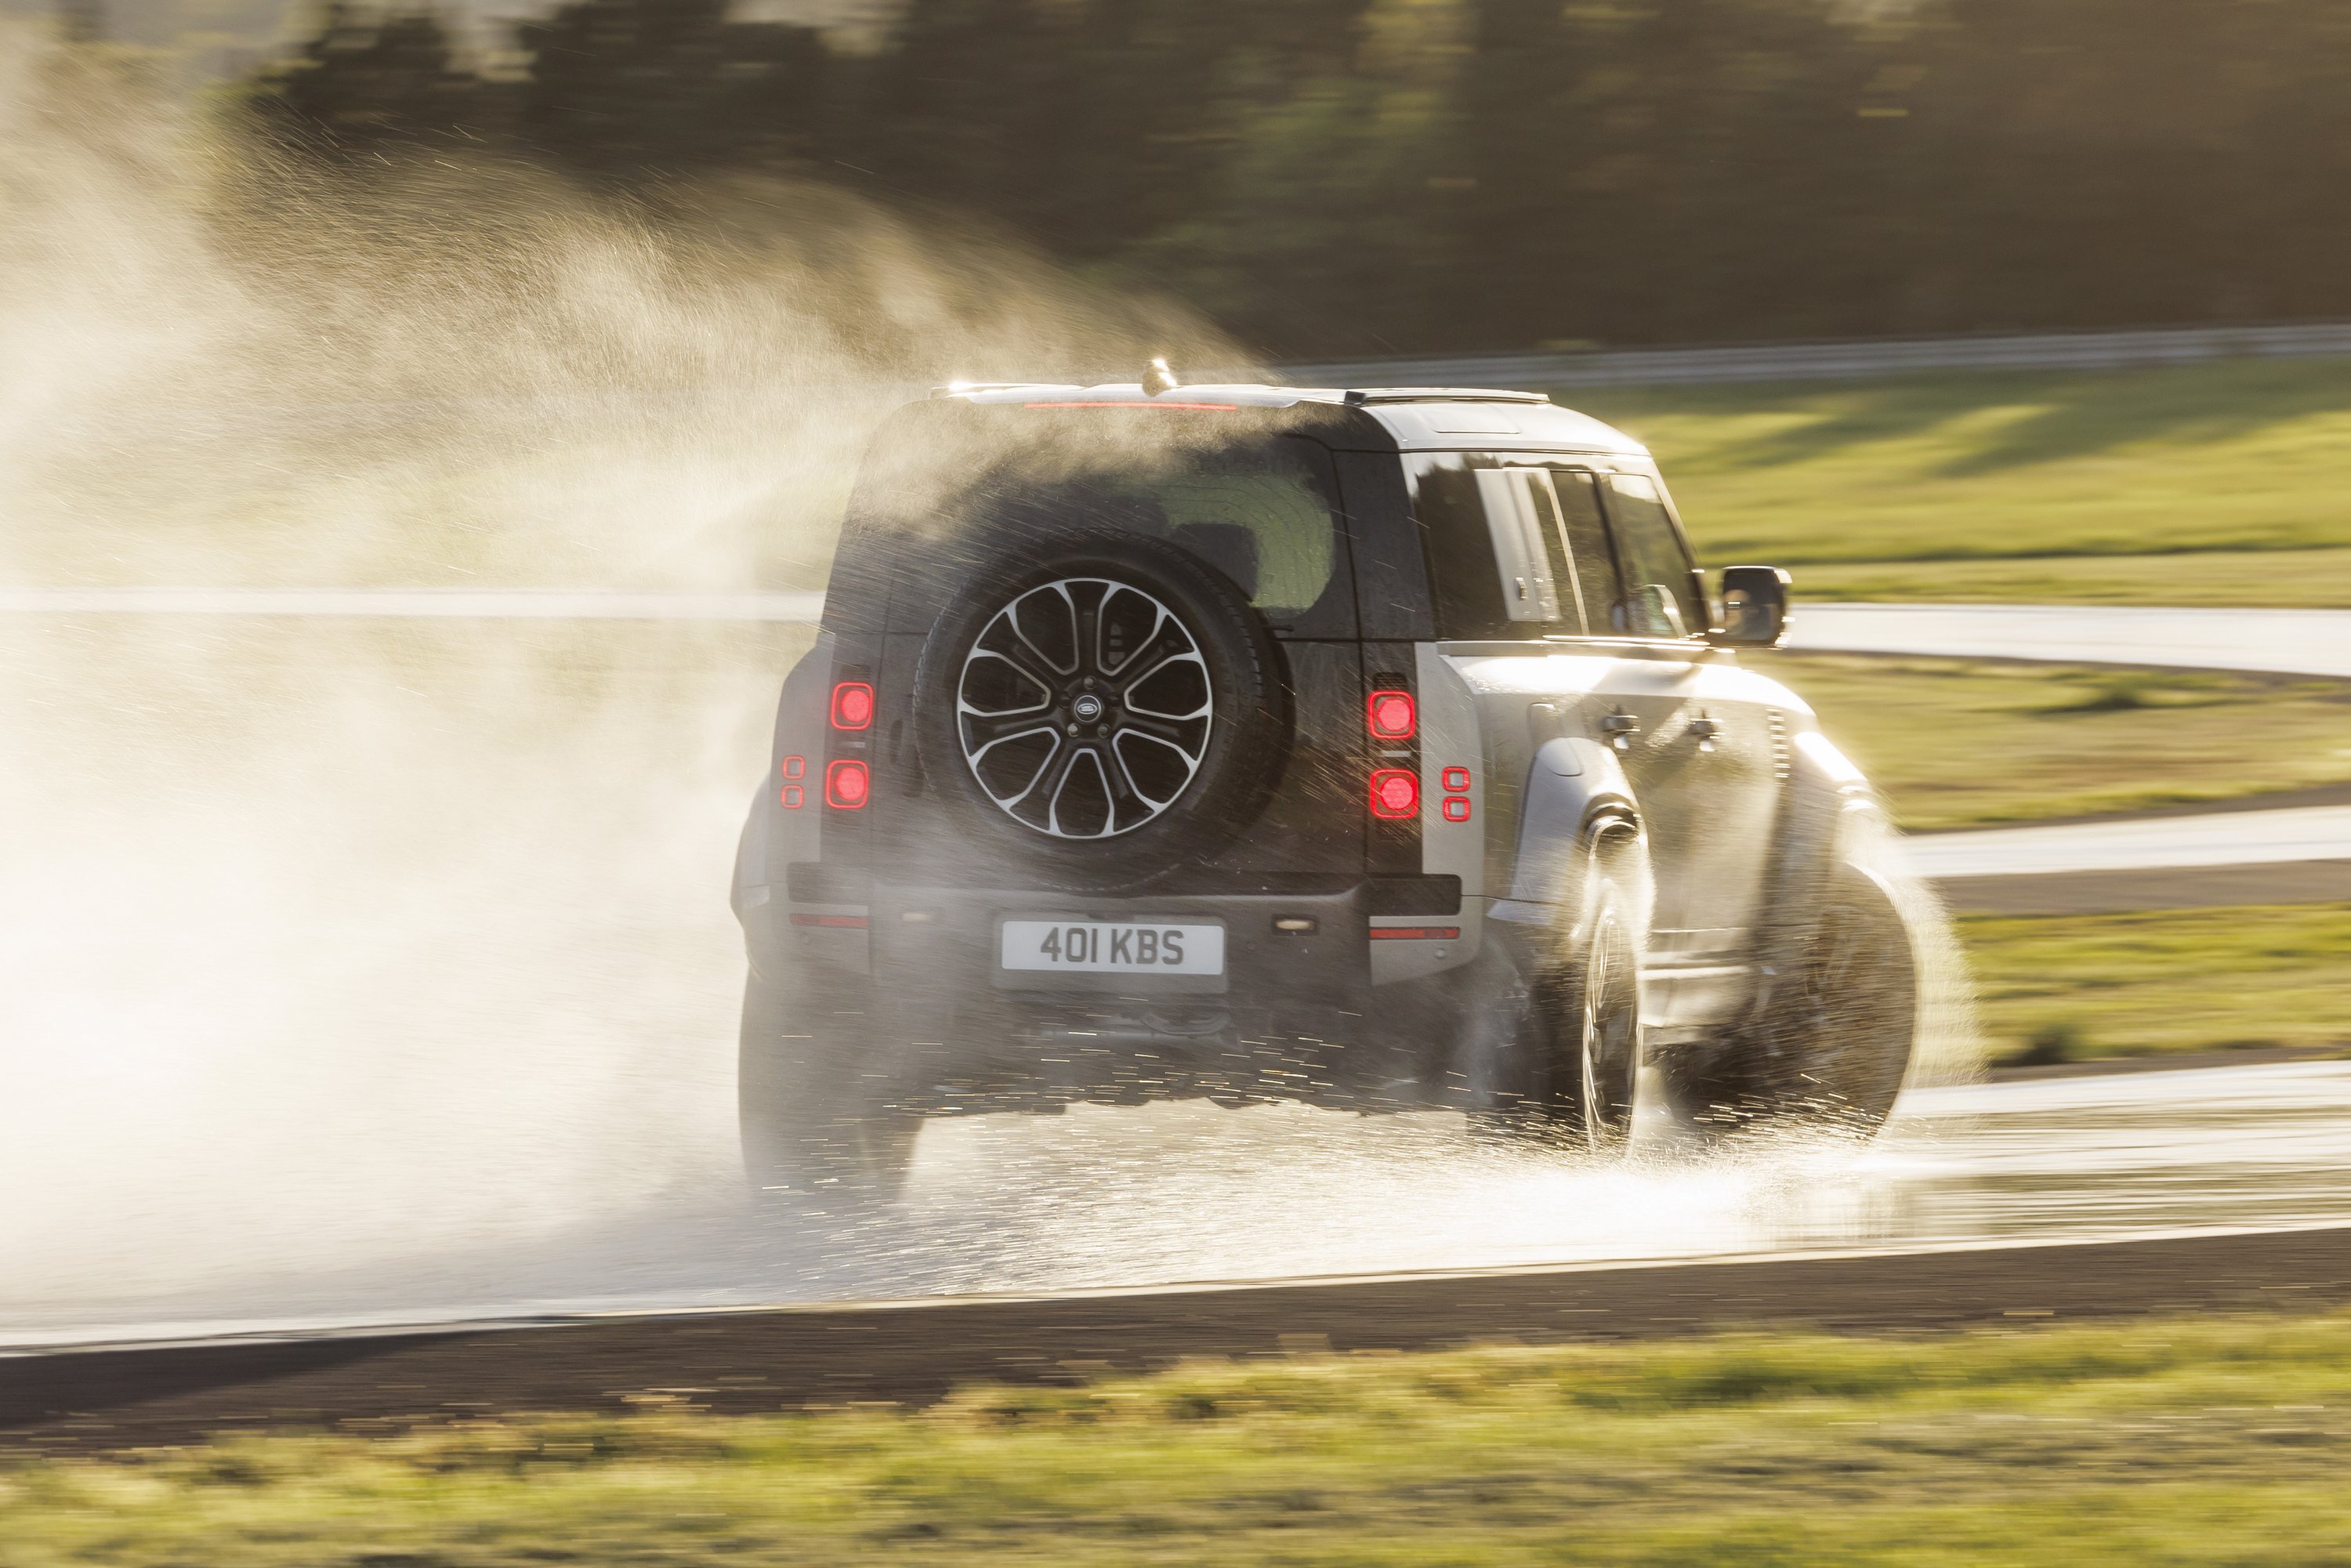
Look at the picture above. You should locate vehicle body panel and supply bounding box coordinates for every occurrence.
[737,381,1868,1114]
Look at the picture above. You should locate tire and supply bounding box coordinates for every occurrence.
[1471,834,1643,1154]
[911,527,1287,885]
[1664,862,1918,1135]
[738,968,921,1203]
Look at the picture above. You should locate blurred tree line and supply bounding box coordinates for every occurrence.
[248,0,2351,356]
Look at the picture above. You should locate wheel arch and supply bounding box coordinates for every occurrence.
[1498,736,1653,937]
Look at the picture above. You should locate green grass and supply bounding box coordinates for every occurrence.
[1564,357,2351,606]
[1748,650,2351,831]
[12,1312,2351,1564]
[1960,902,2351,1063]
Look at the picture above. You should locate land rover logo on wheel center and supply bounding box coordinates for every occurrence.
[1072,693,1103,722]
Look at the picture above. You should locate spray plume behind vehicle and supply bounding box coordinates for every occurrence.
[0,34,1239,1320]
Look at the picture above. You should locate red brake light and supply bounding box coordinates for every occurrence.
[1367,690,1416,741]
[824,759,870,809]
[1020,400,1240,411]
[1369,768,1419,820]
[830,682,875,730]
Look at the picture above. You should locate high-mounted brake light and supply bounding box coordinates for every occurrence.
[1020,400,1241,411]
[824,759,870,809]
[1369,768,1419,820]
[1367,690,1416,741]
[830,681,875,731]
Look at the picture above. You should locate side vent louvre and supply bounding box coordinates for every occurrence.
[1766,709,1791,780]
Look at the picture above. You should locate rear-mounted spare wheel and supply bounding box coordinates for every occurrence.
[914,528,1287,882]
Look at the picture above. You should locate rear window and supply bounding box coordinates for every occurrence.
[877,436,1347,634]
[1092,443,1339,617]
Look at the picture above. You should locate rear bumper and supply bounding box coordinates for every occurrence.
[748,881,1385,1009]
[741,878,1492,1103]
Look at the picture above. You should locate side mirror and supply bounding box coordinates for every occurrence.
[1713,565,1790,647]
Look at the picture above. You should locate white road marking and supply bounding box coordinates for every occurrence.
[1903,805,2351,879]
[1788,602,2351,680]
[0,587,826,621]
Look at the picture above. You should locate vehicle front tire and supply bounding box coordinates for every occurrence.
[1664,861,1919,1136]
[738,967,922,1204]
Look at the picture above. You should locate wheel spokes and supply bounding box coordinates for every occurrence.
[957,574,1215,840]
[969,725,1062,808]
[1095,586,1169,678]
[958,697,1054,752]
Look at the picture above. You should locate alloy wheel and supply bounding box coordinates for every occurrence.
[955,577,1215,838]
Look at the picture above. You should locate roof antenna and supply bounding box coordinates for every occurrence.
[1141,356,1181,397]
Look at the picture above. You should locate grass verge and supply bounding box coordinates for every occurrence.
[10,1311,2351,1564]
[1959,901,2351,1063]
[1566,357,2351,607]
[1748,650,2351,831]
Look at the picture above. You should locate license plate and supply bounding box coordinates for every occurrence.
[998,919,1225,976]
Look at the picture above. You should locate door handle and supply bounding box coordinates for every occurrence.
[1599,712,1639,734]
[1688,717,1722,741]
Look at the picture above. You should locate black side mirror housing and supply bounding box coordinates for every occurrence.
[1712,565,1790,647]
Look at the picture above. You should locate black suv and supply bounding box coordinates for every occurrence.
[732,375,1918,1196]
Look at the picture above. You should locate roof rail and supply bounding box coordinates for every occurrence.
[929,381,1058,399]
[1342,387,1552,406]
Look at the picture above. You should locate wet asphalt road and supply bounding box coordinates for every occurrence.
[9,1060,2351,1355]
[12,1063,2351,1447]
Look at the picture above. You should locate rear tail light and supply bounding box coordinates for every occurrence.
[1369,768,1419,820]
[1367,690,1416,741]
[830,681,875,730]
[824,759,870,809]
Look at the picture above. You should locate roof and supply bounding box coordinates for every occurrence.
[930,381,1649,458]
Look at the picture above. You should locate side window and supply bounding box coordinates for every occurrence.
[1414,457,1574,639]
[1411,454,1629,639]
[1472,469,1567,626]
[1603,473,1705,640]
[1546,469,1619,636]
